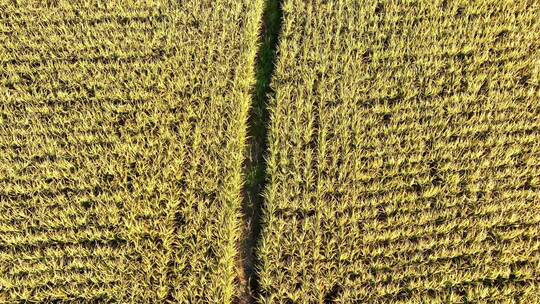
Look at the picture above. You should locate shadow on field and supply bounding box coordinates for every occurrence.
[238,0,283,303]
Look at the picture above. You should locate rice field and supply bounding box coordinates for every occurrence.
[258,0,540,302]
[1,0,540,303]
[0,0,262,302]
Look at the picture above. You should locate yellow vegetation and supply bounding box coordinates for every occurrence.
[258,0,540,303]
[2,0,540,303]
[0,0,262,302]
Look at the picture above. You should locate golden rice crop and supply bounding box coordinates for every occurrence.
[0,0,262,302]
[258,0,540,303]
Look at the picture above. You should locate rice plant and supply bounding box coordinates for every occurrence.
[258,0,540,302]
[0,0,263,302]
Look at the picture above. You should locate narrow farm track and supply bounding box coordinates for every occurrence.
[258,0,540,303]
[238,0,283,302]
[0,1,263,303]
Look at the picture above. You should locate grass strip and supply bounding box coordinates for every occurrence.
[238,0,283,302]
